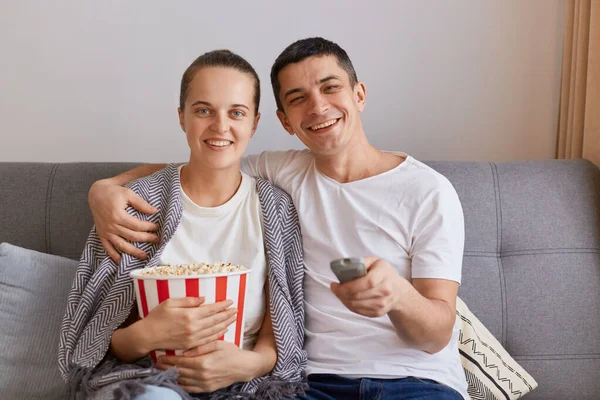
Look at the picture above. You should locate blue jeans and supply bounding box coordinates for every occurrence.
[132,385,182,400]
[296,374,463,400]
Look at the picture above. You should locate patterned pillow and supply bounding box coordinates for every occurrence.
[456,297,538,400]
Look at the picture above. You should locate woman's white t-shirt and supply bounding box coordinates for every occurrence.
[159,166,267,350]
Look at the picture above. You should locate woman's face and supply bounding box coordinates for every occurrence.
[178,67,260,172]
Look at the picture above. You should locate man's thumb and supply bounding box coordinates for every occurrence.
[363,256,380,269]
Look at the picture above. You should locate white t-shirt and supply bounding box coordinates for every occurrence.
[159,167,267,351]
[242,150,468,399]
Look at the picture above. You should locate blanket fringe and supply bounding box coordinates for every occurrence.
[114,368,192,400]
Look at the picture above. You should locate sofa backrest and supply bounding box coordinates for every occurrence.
[1,159,599,399]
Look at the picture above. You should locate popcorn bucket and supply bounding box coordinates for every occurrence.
[130,266,251,362]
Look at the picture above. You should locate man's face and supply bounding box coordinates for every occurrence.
[276,55,366,157]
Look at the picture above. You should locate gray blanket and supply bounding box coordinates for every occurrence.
[58,164,307,399]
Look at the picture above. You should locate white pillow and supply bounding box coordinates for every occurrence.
[457,297,538,400]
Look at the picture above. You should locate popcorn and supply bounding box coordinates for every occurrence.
[131,261,252,360]
[138,262,248,277]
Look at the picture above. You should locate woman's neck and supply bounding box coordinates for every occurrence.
[180,160,242,207]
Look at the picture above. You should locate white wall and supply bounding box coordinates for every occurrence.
[0,0,565,163]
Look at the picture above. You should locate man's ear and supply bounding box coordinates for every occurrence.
[276,110,295,136]
[178,107,185,132]
[251,112,261,138]
[355,82,367,112]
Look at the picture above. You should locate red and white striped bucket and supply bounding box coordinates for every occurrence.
[130,268,251,363]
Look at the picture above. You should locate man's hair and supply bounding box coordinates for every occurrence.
[270,37,358,111]
[180,49,260,115]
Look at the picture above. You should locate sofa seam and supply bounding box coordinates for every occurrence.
[45,164,59,254]
[499,250,600,257]
[466,247,600,252]
[490,162,508,347]
[490,163,501,254]
[514,354,600,360]
[464,249,600,257]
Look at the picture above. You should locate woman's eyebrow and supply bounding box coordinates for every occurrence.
[190,100,212,108]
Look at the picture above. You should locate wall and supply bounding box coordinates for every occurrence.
[0,0,565,162]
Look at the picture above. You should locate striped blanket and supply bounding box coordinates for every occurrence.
[58,164,307,399]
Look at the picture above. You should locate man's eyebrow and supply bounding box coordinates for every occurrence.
[283,88,303,100]
[231,103,250,110]
[283,75,343,100]
[319,75,342,84]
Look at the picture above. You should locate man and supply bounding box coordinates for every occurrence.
[89,37,467,400]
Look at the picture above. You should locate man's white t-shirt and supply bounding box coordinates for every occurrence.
[242,150,468,399]
[159,166,267,351]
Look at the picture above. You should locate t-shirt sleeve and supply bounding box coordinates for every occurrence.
[241,150,304,187]
[409,179,464,284]
[240,153,264,178]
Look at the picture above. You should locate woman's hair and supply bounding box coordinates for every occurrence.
[179,49,260,115]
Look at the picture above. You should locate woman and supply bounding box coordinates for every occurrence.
[58,50,307,400]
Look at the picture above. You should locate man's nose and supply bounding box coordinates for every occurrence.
[307,93,329,116]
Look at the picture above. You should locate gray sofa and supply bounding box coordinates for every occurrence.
[0,159,599,400]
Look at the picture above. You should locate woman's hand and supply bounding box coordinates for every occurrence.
[155,286,278,393]
[141,297,238,352]
[110,297,237,362]
[156,341,267,393]
[89,178,159,263]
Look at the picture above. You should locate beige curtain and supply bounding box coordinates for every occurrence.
[557,0,600,167]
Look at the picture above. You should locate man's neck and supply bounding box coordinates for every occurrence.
[180,160,242,207]
[314,137,403,184]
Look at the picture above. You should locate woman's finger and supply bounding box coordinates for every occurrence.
[183,341,220,358]
[180,385,206,393]
[195,308,237,330]
[154,363,170,370]
[162,297,205,309]
[188,313,237,346]
[174,365,200,379]
[177,376,205,387]
[185,328,229,355]
[194,300,235,319]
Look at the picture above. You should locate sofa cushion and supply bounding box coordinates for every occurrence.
[0,242,78,399]
[457,297,538,399]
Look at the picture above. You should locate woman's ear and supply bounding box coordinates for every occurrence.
[251,113,261,138]
[178,107,185,132]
